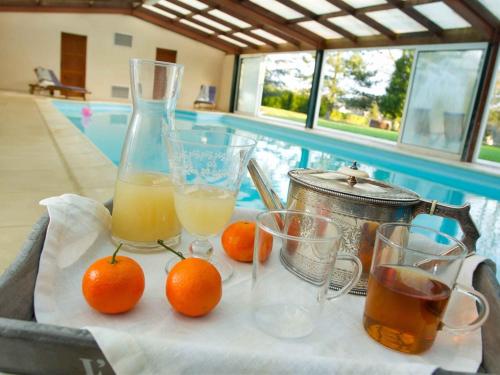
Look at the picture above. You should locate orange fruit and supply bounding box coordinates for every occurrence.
[166,258,222,317]
[221,221,257,262]
[82,244,145,314]
[257,231,273,263]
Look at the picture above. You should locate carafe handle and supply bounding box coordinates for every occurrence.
[413,200,480,252]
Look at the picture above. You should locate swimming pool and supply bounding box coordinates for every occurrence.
[52,100,500,274]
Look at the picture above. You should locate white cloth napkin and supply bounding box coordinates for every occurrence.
[35,194,484,375]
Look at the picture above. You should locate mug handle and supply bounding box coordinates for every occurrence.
[441,283,490,333]
[326,254,362,300]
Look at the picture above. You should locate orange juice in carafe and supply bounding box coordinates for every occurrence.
[112,172,181,249]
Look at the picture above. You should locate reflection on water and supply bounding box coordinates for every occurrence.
[55,101,500,277]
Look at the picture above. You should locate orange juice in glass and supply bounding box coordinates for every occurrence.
[174,184,236,238]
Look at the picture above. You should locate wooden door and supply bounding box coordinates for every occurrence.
[60,32,87,97]
[153,48,177,99]
[156,48,177,63]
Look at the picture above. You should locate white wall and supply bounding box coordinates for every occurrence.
[0,12,233,110]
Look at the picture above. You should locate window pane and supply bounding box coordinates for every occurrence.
[365,9,427,33]
[401,49,484,155]
[192,15,231,32]
[179,19,214,34]
[477,0,500,21]
[236,57,265,115]
[479,63,500,163]
[158,1,191,15]
[141,5,176,19]
[290,0,339,14]
[208,9,251,28]
[233,32,266,46]
[176,0,207,10]
[297,21,342,39]
[249,0,303,19]
[218,35,247,47]
[414,3,470,29]
[343,0,386,8]
[251,29,287,44]
[328,15,379,36]
[260,52,315,126]
[317,49,412,141]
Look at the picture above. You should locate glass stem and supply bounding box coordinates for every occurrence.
[189,239,214,260]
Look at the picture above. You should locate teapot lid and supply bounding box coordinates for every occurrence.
[288,168,420,206]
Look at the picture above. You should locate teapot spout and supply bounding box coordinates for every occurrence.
[247,158,285,210]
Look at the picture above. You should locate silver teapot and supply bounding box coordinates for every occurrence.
[247,159,480,295]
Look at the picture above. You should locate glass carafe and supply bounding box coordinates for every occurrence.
[111,58,184,252]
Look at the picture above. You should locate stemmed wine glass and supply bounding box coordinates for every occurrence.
[165,129,256,281]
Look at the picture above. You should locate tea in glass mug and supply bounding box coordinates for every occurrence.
[363,223,489,354]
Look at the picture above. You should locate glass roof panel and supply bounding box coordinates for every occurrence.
[297,21,342,39]
[251,29,287,44]
[179,19,214,34]
[366,9,427,33]
[249,0,303,20]
[289,0,339,15]
[218,35,248,48]
[208,9,252,28]
[233,32,266,46]
[176,0,207,10]
[193,15,231,31]
[157,1,190,15]
[476,0,500,21]
[343,0,387,8]
[142,4,176,19]
[328,15,379,36]
[414,2,470,29]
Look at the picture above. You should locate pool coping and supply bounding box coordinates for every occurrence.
[34,97,117,202]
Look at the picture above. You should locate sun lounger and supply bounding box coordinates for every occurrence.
[194,85,216,109]
[29,67,91,100]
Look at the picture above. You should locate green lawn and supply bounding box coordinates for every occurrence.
[261,106,398,142]
[260,106,500,162]
[479,144,500,163]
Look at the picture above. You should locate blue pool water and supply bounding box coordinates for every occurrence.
[52,100,500,274]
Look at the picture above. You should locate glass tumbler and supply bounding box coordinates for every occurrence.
[363,223,490,354]
[252,210,362,338]
[111,59,184,252]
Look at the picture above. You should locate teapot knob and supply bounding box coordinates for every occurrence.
[338,162,369,179]
[347,175,357,187]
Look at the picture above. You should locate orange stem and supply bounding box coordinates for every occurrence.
[157,240,185,259]
[110,243,123,264]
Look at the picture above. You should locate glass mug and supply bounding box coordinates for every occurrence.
[252,210,362,338]
[363,223,490,354]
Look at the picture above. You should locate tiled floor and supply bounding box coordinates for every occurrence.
[0,91,116,274]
